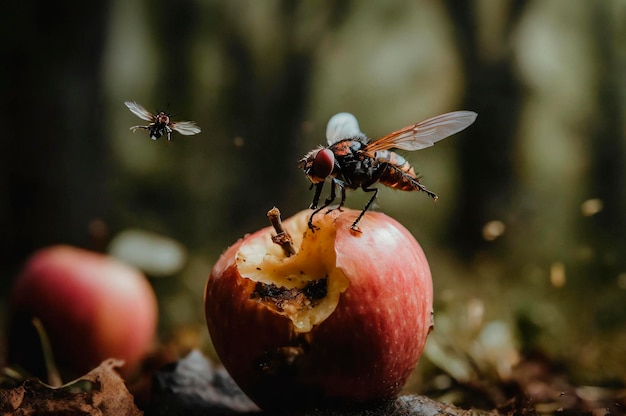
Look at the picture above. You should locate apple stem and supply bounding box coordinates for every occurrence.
[267,207,296,257]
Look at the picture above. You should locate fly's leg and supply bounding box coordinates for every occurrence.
[351,187,378,232]
[325,180,346,215]
[129,125,150,132]
[389,166,439,201]
[409,176,438,201]
[310,182,324,210]
[308,182,333,231]
[339,186,347,208]
[323,180,337,208]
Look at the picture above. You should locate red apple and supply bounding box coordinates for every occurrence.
[204,209,433,410]
[7,245,158,379]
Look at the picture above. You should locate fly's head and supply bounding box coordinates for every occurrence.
[156,112,170,125]
[298,147,335,184]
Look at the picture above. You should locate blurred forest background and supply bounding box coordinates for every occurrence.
[1,0,625,405]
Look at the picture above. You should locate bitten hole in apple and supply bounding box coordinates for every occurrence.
[236,212,350,333]
[251,277,329,316]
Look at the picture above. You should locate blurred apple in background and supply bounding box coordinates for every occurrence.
[6,245,158,380]
[205,208,433,411]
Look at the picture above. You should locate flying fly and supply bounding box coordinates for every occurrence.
[125,101,201,141]
[298,111,477,231]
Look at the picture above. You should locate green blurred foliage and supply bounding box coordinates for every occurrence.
[1,0,625,391]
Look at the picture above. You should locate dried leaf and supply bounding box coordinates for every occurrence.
[0,358,142,416]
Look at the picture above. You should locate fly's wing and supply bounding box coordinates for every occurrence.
[171,121,201,136]
[125,101,154,122]
[326,112,367,145]
[364,111,477,154]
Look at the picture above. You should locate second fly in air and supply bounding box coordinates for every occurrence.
[125,101,201,141]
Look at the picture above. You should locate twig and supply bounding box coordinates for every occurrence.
[267,207,296,257]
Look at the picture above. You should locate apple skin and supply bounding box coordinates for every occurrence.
[7,245,158,379]
[204,209,433,410]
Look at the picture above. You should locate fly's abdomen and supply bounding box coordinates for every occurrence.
[376,150,421,191]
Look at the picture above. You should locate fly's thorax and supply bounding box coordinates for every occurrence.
[329,138,365,157]
[328,141,385,189]
[156,113,170,125]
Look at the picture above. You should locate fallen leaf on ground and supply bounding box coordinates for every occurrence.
[0,358,142,416]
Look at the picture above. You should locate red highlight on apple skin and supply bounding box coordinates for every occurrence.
[204,209,433,411]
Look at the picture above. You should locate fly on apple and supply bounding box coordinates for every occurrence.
[298,111,477,231]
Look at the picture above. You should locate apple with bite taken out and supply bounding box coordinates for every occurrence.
[6,245,158,380]
[204,208,433,411]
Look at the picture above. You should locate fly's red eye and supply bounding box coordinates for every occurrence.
[158,114,169,124]
[313,149,334,179]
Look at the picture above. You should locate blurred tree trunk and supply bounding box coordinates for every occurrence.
[444,0,528,259]
[216,1,353,235]
[148,0,200,106]
[0,1,110,277]
[585,3,626,274]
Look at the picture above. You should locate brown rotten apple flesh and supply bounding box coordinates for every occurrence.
[204,208,433,410]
